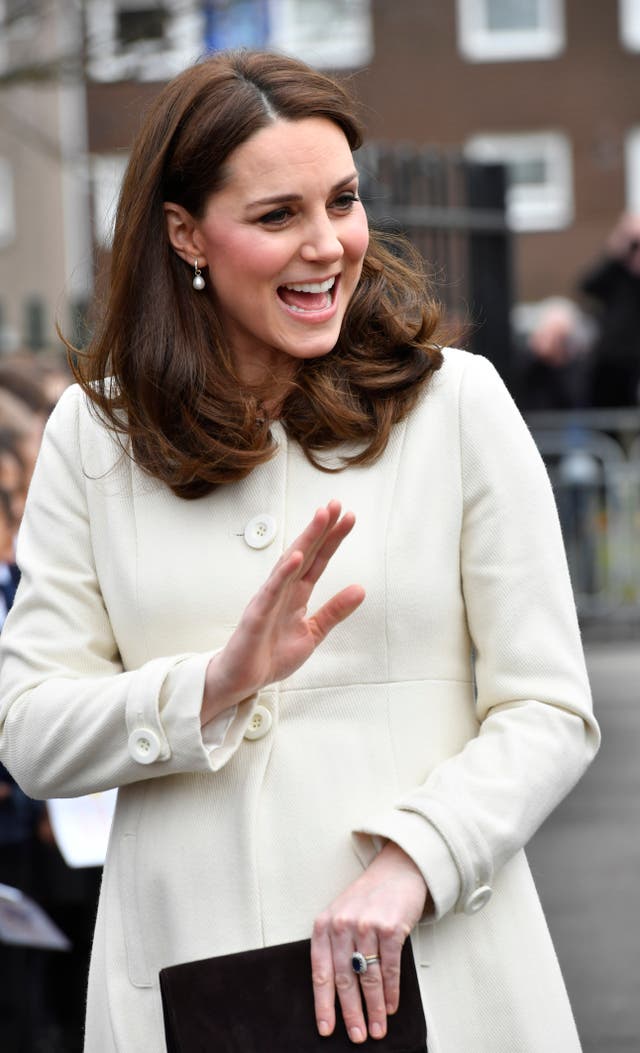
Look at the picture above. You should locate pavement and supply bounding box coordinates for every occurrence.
[527,640,640,1053]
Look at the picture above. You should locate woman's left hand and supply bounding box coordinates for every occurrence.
[311,842,431,1044]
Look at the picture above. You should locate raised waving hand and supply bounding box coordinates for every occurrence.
[201,500,365,723]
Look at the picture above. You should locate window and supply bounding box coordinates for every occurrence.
[620,0,640,50]
[464,132,573,231]
[92,153,129,249]
[87,0,372,81]
[0,0,47,72]
[0,158,15,249]
[269,0,373,69]
[86,0,202,82]
[456,0,565,61]
[23,296,47,351]
[117,6,167,46]
[625,128,640,212]
[205,0,372,68]
[2,0,38,22]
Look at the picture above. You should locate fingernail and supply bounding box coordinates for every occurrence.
[318,1021,331,1036]
[371,1022,384,1038]
[349,1027,364,1043]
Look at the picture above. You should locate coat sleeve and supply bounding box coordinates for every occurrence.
[353,352,600,919]
[0,386,256,800]
[579,256,620,303]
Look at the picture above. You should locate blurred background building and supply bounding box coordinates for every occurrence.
[1,0,640,624]
[2,0,640,353]
[0,7,638,1052]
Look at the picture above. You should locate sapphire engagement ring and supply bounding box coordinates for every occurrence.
[351,952,381,975]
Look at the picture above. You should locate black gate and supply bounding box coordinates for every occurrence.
[358,145,514,386]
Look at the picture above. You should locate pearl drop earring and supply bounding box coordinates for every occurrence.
[192,259,205,291]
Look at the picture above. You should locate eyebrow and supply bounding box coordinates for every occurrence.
[247,171,359,209]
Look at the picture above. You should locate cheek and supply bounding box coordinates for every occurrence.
[211,229,289,285]
[344,216,370,265]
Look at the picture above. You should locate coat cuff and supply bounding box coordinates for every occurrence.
[122,652,257,774]
[158,653,258,772]
[352,808,462,919]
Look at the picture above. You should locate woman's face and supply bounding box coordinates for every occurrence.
[182,117,369,386]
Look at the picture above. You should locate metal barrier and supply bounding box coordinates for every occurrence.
[526,409,640,622]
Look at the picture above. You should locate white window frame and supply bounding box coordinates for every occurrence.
[464,131,573,232]
[86,0,203,83]
[620,0,640,50]
[0,158,16,249]
[87,0,372,81]
[456,0,565,62]
[269,0,373,70]
[92,153,130,249]
[625,128,640,212]
[0,0,50,74]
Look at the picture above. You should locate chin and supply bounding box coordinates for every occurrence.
[291,342,337,362]
[290,328,343,359]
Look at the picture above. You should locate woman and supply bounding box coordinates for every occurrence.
[0,50,599,1051]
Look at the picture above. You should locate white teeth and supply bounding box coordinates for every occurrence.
[282,277,335,293]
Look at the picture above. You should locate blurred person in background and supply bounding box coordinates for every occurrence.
[0,454,51,1051]
[0,431,29,528]
[0,357,91,1053]
[0,389,45,503]
[514,296,595,411]
[36,351,73,409]
[580,212,640,408]
[0,486,19,625]
[0,359,52,418]
[0,50,599,1053]
[0,350,72,416]
[0,375,48,555]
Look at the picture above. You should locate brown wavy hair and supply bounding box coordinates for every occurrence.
[72,49,444,499]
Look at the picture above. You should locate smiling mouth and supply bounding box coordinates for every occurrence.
[277,276,337,314]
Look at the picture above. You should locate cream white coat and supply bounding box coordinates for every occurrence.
[0,349,599,1052]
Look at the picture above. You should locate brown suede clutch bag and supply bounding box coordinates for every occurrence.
[159,937,427,1052]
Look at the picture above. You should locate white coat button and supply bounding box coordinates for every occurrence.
[128,728,161,764]
[244,514,277,550]
[243,705,273,740]
[463,885,492,915]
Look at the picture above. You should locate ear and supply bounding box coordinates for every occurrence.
[164,202,208,267]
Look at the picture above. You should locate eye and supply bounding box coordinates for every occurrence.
[332,192,360,211]
[258,207,292,226]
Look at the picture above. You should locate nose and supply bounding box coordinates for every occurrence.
[299,210,344,263]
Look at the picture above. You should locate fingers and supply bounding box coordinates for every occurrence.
[312,916,401,1043]
[311,845,426,1042]
[330,928,370,1045]
[256,501,357,614]
[282,500,342,572]
[376,926,405,1016]
[308,584,365,645]
[280,500,354,587]
[258,548,305,604]
[348,935,387,1041]
[335,922,405,1041]
[313,913,369,1045]
[302,510,356,586]
[310,922,336,1038]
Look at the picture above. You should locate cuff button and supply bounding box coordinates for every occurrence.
[128,728,161,764]
[243,705,273,741]
[463,885,492,915]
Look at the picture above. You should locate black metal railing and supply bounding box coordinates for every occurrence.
[358,145,514,382]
